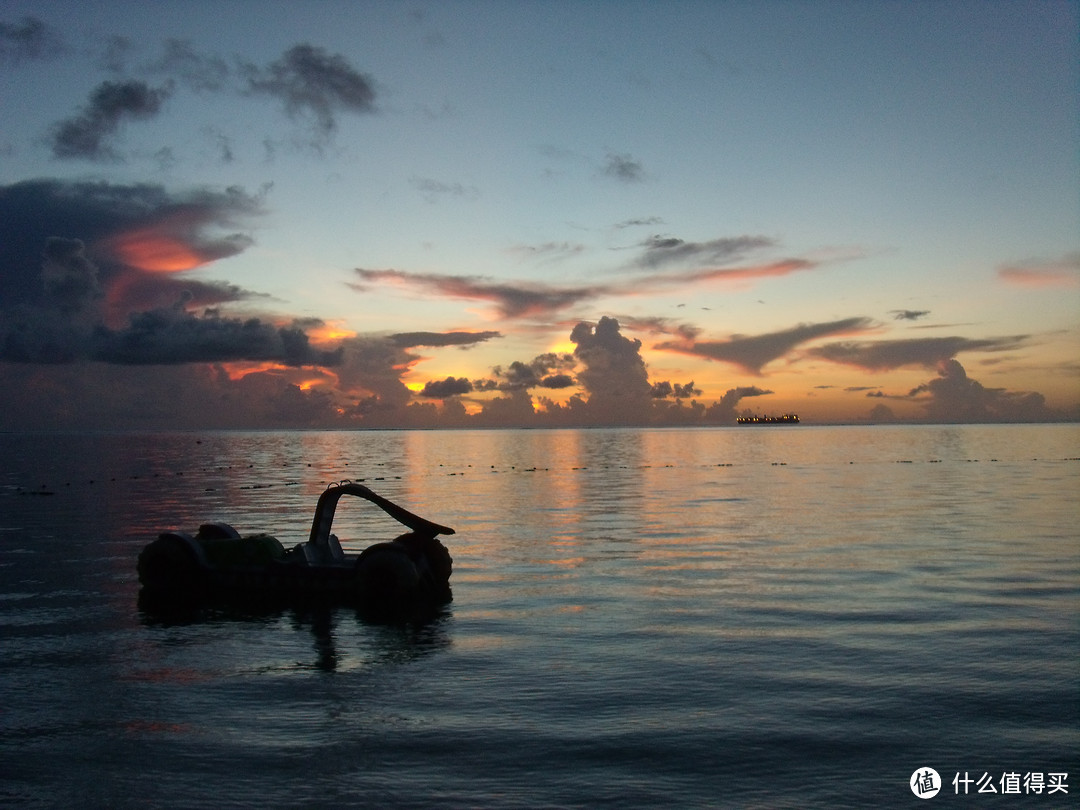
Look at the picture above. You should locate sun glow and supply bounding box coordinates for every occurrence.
[218,361,286,380]
[308,321,357,345]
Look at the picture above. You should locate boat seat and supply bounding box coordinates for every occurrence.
[197,522,241,540]
[292,533,346,565]
[325,533,345,562]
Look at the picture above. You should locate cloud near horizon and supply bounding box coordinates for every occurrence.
[808,335,1029,371]
[656,317,877,375]
[906,359,1058,423]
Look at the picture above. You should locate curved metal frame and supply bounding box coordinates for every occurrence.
[307,480,455,547]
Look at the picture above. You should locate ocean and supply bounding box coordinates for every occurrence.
[1,425,1077,808]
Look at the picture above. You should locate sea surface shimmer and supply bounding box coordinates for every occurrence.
[1,425,1077,808]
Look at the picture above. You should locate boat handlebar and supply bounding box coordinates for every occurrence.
[307,481,455,546]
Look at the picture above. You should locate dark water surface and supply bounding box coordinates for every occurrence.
[2,425,1077,808]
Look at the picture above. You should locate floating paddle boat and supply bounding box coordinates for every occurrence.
[138,481,454,610]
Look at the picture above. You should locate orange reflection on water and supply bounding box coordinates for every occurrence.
[123,719,195,735]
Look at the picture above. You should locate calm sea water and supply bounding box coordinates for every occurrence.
[1,425,1077,808]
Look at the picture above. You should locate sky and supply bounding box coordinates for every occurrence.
[1,0,1078,430]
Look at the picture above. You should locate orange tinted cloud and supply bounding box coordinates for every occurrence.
[307,321,357,345]
[107,227,208,272]
[998,254,1080,288]
[218,361,286,380]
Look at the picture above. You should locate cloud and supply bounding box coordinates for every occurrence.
[242,44,376,134]
[91,307,343,366]
[409,176,480,202]
[352,247,823,321]
[908,359,1060,422]
[149,38,230,92]
[420,376,474,398]
[0,16,63,63]
[539,373,575,389]
[613,216,664,229]
[0,178,303,369]
[617,316,702,342]
[51,80,173,160]
[889,309,930,321]
[637,234,775,269]
[487,352,577,391]
[602,151,645,182]
[650,380,701,399]
[662,258,818,286]
[707,385,773,421]
[997,253,1080,288]
[0,178,263,320]
[388,331,502,348]
[570,316,654,424]
[507,241,587,263]
[0,362,343,431]
[808,334,1028,371]
[352,268,605,319]
[40,237,103,321]
[332,336,416,416]
[657,317,876,374]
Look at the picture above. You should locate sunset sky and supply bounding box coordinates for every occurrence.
[2,0,1078,429]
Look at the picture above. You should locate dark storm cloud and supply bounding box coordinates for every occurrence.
[808,335,1028,371]
[419,376,474,398]
[889,309,931,321]
[242,44,376,133]
[0,362,345,431]
[907,359,1058,422]
[40,237,103,319]
[1,232,340,367]
[601,151,644,182]
[0,16,63,63]
[0,178,308,369]
[0,178,262,314]
[637,234,775,269]
[657,317,875,375]
[388,331,502,348]
[92,308,343,366]
[51,80,173,160]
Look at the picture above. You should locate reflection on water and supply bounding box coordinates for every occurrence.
[1,425,1077,808]
[137,600,453,675]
